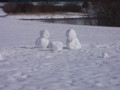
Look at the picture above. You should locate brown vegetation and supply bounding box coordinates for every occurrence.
[63,3,82,12]
[91,0,120,26]
[3,2,83,14]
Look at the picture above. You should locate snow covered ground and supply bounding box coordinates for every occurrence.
[0,8,7,16]
[8,13,88,20]
[0,15,120,90]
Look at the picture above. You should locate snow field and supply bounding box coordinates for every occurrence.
[0,16,120,90]
[0,8,7,16]
[0,54,4,61]
[0,43,120,90]
[8,13,88,20]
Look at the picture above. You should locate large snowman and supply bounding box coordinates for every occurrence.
[35,29,50,49]
[66,29,81,49]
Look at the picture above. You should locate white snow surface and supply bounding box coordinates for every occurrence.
[0,8,7,16]
[0,16,120,90]
[8,13,88,20]
[0,54,4,61]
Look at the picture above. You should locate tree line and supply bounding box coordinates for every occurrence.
[2,0,120,27]
[3,2,85,13]
[91,0,120,27]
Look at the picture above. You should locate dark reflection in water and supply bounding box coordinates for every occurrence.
[40,18,98,25]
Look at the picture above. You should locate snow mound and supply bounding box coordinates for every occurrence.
[49,41,63,52]
[102,52,109,59]
[0,8,7,16]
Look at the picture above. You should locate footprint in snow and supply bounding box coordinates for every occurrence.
[0,54,4,61]
[97,52,110,59]
[8,72,29,82]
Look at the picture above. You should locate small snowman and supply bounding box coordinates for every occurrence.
[66,29,81,50]
[49,41,63,52]
[35,29,50,49]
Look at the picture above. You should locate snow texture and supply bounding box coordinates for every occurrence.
[8,13,88,20]
[66,29,81,49]
[0,54,4,61]
[35,37,49,49]
[49,41,63,52]
[0,16,120,90]
[0,8,7,16]
[35,30,50,49]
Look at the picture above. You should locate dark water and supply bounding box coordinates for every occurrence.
[40,18,98,25]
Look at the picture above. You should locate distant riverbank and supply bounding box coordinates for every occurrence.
[8,12,89,20]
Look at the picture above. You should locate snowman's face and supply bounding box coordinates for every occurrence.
[40,29,50,39]
[66,29,77,41]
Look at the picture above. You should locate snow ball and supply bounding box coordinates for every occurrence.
[49,41,63,52]
[0,84,5,88]
[66,29,77,41]
[95,82,104,87]
[102,52,109,59]
[97,52,109,59]
[67,38,81,50]
[35,37,49,49]
[0,54,4,61]
[40,29,50,39]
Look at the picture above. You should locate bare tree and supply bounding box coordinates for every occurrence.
[91,0,120,26]
[64,3,82,12]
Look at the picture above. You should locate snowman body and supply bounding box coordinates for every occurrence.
[35,29,50,49]
[66,29,81,49]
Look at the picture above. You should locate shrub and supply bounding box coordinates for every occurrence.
[3,3,17,13]
[3,3,34,13]
[91,0,120,26]
[32,5,42,13]
[15,3,33,13]
[63,3,82,12]
[3,2,83,14]
[40,3,56,13]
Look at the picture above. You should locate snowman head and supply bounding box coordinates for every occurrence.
[66,29,77,41]
[40,29,50,39]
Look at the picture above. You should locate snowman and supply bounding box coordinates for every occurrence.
[35,29,50,49]
[66,29,81,49]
